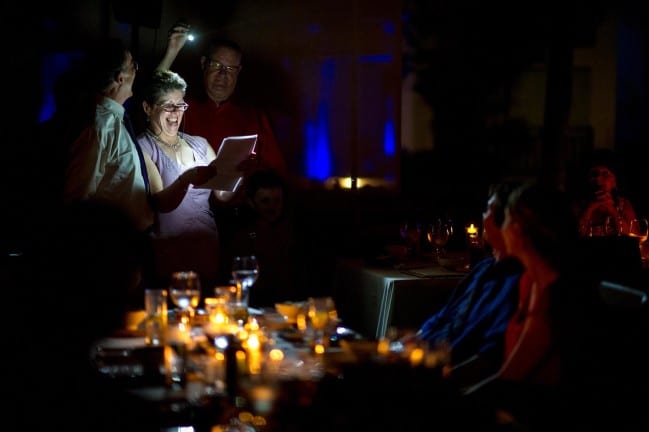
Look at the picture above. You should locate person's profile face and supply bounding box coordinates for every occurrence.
[482,194,505,255]
[202,46,241,104]
[118,51,137,99]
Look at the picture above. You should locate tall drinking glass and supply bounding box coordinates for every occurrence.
[169,271,201,325]
[307,296,338,353]
[230,256,259,326]
[144,288,168,346]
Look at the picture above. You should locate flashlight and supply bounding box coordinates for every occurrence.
[169,19,194,42]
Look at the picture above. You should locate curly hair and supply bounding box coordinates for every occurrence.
[141,69,188,105]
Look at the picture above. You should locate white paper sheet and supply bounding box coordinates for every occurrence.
[194,134,258,191]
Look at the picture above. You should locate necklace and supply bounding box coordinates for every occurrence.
[146,129,182,152]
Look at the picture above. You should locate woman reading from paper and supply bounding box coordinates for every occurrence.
[138,69,256,293]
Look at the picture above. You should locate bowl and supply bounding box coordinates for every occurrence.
[275,301,306,323]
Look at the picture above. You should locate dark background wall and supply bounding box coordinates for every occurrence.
[4,1,648,294]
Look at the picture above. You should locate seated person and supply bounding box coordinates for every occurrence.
[227,169,305,307]
[464,182,599,430]
[404,178,525,387]
[572,149,637,237]
[571,149,643,283]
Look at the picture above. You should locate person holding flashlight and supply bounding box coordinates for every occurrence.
[157,23,288,194]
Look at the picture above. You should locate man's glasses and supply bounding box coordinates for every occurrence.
[122,60,138,74]
[156,102,189,112]
[205,59,241,75]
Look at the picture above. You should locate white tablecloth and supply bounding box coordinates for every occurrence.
[333,258,465,339]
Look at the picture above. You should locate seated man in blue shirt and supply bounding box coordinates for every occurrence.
[408,178,525,388]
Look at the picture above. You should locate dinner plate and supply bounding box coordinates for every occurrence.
[95,336,147,350]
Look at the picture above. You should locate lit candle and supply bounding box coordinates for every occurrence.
[409,347,425,366]
[267,348,284,376]
[377,337,390,356]
[466,223,478,237]
[245,331,263,374]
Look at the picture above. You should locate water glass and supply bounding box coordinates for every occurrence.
[169,271,201,325]
[164,321,191,388]
[230,256,259,325]
[144,289,168,346]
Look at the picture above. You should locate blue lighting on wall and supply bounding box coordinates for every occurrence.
[384,121,396,156]
[383,21,395,35]
[38,51,83,123]
[305,60,335,180]
[304,54,396,180]
[359,54,392,63]
[305,101,332,181]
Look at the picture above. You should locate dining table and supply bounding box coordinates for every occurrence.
[91,306,472,432]
[332,256,468,339]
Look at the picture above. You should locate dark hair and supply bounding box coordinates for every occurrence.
[141,69,188,105]
[82,37,130,92]
[201,35,243,61]
[584,148,620,177]
[506,181,579,271]
[245,169,286,199]
[487,177,527,227]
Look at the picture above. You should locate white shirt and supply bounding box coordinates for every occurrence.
[63,96,153,231]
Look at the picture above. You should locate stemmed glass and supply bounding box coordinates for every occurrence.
[169,271,201,325]
[628,218,649,243]
[426,219,451,263]
[628,218,649,267]
[399,219,422,260]
[230,255,260,326]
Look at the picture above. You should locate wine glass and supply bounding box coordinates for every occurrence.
[230,255,260,326]
[628,218,649,243]
[399,219,422,260]
[426,219,451,263]
[169,271,201,325]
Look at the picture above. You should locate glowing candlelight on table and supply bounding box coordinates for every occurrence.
[246,332,262,374]
[409,347,425,366]
[267,348,284,375]
[243,322,265,375]
[296,312,307,332]
[377,337,390,356]
[466,223,480,246]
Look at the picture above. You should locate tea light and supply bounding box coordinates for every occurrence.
[268,348,284,375]
[377,337,390,356]
[409,347,425,366]
[466,223,478,238]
